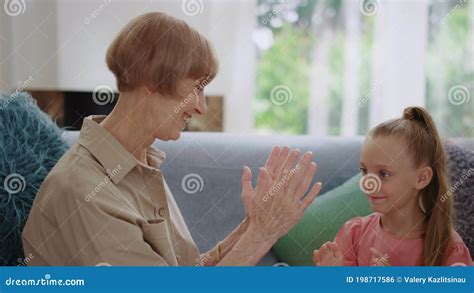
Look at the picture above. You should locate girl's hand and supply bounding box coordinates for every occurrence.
[370,247,391,266]
[313,242,344,266]
[241,147,322,242]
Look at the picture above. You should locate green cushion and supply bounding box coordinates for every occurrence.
[272,174,372,266]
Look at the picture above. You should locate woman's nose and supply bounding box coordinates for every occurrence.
[195,92,207,115]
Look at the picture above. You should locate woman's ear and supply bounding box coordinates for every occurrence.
[145,84,156,95]
[415,166,433,190]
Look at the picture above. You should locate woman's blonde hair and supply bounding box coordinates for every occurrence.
[368,106,453,266]
[106,12,218,94]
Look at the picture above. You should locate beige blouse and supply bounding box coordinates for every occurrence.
[22,116,219,266]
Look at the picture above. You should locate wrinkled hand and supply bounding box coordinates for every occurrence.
[240,146,321,242]
[241,146,289,217]
[313,242,344,266]
[371,247,391,266]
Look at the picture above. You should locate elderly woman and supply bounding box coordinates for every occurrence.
[22,12,321,266]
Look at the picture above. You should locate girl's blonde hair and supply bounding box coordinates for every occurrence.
[106,12,218,94]
[368,106,452,266]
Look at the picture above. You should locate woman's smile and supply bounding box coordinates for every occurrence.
[182,112,192,129]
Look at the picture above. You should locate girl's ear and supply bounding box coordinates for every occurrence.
[415,166,433,190]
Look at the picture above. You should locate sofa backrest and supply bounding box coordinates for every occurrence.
[62,131,474,260]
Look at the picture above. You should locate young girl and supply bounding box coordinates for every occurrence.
[313,106,473,266]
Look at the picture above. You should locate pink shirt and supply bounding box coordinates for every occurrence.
[335,213,473,266]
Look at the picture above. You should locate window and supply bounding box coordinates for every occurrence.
[254,0,473,137]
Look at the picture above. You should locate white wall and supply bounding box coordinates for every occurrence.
[369,0,429,127]
[1,0,256,132]
[0,8,9,91]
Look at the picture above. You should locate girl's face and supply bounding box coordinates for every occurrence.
[359,135,431,215]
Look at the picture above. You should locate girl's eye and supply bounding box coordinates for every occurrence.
[379,171,390,178]
[359,168,367,175]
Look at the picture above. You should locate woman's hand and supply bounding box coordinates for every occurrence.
[241,146,322,243]
[371,247,391,266]
[313,242,344,266]
[241,146,289,218]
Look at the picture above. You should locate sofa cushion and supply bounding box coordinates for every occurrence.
[273,174,371,266]
[0,92,68,266]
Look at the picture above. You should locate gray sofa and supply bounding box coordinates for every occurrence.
[62,131,474,265]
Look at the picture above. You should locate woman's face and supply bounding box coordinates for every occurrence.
[359,136,422,215]
[145,77,208,141]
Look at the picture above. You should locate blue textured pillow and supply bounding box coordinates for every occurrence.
[0,91,68,266]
